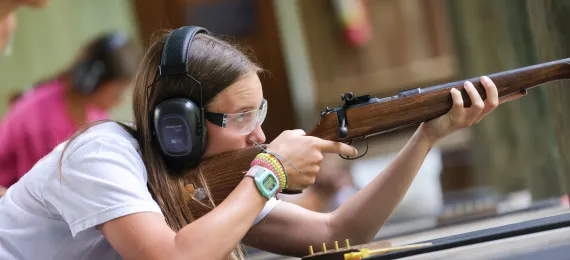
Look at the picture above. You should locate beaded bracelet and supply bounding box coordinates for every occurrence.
[251,154,286,191]
[250,153,287,191]
[264,153,288,190]
[251,159,282,189]
[265,153,288,189]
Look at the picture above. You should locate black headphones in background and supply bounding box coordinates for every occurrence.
[72,32,130,95]
[149,26,210,172]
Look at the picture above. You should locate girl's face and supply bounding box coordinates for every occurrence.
[203,72,266,158]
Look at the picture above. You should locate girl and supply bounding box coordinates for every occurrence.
[0,26,519,260]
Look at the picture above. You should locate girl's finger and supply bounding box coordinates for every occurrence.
[463,81,484,125]
[481,76,499,108]
[448,88,466,126]
[473,76,500,124]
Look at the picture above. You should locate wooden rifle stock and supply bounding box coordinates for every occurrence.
[189,58,570,218]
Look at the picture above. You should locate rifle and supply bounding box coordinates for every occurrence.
[188,58,570,218]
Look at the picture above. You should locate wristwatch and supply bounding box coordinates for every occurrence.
[245,165,279,199]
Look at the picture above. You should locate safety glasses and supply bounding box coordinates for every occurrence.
[205,99,267,135]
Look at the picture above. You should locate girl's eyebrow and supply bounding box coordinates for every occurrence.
[233,106,256,113]
[233,99,264,114]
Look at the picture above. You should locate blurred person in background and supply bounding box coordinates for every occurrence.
[279,154,358,212]
[0,0,51,197]
[0,0,50,55]
[0,32,140,191]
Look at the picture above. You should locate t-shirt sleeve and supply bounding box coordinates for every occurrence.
[254,197,281,225]
[42,135,163,238]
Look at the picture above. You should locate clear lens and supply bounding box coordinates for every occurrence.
[223,99,267,135]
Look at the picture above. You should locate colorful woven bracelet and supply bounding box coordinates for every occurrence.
[264,153,288,189]
[251,155,284,191]
[250,158,282,191]
[250,159,281,188]
[251,153,287,191]
[258,153,287,190]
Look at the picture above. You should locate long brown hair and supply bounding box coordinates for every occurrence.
[60,29,262,259]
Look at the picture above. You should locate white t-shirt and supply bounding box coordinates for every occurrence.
[0,122,279,260]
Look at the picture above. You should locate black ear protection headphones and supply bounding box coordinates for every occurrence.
[149,26,210,172]
[72,32,130,95]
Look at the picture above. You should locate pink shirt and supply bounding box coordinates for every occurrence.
[0,79,108,187]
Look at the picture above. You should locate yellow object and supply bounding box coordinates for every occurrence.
[345,239,351,248]
[343,243,432,260]
[344,248,370,260]
[322,243,327,252]
[309,246,314,255]
[335,241,340,250]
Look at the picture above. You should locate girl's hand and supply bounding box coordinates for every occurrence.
[421,76,526,144]
[266,130,358,190]
[0,185,6,198]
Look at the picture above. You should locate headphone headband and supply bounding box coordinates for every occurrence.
[159,26,210,76]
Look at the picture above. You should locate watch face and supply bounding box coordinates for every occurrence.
[262,175,277,191]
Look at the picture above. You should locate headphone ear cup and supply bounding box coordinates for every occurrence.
[153,98,207,171]
[72,61,89,93]
[74,60,106,95]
